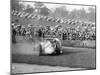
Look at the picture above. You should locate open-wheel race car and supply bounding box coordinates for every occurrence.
[39,38,63,55]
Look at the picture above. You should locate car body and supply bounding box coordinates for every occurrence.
[39,38,62,55]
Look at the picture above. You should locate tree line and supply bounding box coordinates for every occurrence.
[11,0,95,22]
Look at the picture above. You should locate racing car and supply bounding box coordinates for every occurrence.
[39,38,62,55]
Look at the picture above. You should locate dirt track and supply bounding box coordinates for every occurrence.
[12,43,96,68]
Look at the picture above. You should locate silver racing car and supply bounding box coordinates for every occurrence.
[39,38,62,55]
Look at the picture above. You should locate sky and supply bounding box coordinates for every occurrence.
[19,1,95,13]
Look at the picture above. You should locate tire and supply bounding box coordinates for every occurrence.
[39,44,43,56]
[55,43,62,55]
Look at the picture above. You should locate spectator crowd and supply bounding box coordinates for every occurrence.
[11,10,96,43]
